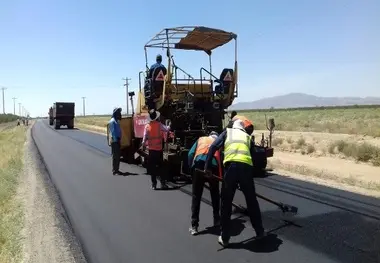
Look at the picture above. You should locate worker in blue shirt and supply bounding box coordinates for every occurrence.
[108,107,123,175]
[148,54,167,79]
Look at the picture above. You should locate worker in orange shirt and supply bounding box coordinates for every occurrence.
[226,110,254,135]
[187,131,222,235]
[142,109,171,190]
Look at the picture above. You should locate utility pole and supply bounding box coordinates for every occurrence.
[18,103,21,116]
[81,97,86,116]
[12,97,17,115]
[122,77,131,115]
[1,86,6,114]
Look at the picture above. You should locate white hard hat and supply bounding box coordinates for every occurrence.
[209,131,218,139]
[232,119,245,131]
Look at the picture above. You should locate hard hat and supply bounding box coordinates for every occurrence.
[113,107,122,114]
[156,54,162,61]
[232,119,245,131]
[148,109,160,121]
[209,131,218,138]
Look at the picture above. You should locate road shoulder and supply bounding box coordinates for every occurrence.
[20,125,87,263]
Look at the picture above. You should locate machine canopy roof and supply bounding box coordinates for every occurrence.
[145,26,237,55]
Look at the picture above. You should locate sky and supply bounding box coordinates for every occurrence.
[0,0,379,117]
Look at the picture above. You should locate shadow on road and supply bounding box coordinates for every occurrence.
[197,217,247,237]
[226,233,283,253]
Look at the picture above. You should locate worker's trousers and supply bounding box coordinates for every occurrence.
[220,162,264,242]
[191,160,220,227]
[111,141,121,173]
[147,149,165,186]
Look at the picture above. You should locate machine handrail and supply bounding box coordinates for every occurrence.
[200,67,221,98]
[170,56,196,95]
[200,67,220,81]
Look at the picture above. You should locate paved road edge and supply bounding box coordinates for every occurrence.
[21,121,89,263]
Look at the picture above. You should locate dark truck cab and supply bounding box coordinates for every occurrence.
[53,102,75,129]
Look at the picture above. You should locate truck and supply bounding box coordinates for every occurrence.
[52,102,75,129]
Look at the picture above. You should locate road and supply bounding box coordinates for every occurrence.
[31,120,380,263]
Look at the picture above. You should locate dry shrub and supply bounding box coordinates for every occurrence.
[329,140,380,165]
[306,144,316,154]
[272,137,284,146]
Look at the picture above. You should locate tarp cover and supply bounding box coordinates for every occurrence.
[173,27,236,54]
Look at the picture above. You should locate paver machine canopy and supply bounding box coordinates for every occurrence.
[136,26,239,177]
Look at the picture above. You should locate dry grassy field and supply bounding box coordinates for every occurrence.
[0,124,27,262]
[75,105,380,195]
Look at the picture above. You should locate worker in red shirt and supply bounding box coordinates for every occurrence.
[187,131,222,235]
[142,109,171,190]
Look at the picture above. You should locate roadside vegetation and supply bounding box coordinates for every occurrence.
[0,125,27,263]
[75,116,109,127]
[239,105,380,137]
[0,114,19,124]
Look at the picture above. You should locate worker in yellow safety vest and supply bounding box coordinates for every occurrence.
[204,120,267,247]
[187,131,222,235]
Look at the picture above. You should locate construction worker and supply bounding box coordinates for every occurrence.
[204,119,266,247]
[187,131,222,235]
[226,110,254,135]
[109,107,123,175]
[142,109,171,190]
[148,54,167,79]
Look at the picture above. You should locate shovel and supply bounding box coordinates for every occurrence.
[195,168,298,216]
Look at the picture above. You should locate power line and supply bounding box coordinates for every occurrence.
[12,97,17,115]
[122,77,131,115]
[1,86,6,114]
[82,97,86,116]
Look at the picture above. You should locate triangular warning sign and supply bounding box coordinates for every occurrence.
[155,70,165,81]
[223,71,232,81]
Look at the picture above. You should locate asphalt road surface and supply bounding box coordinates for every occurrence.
[32,120,380,263]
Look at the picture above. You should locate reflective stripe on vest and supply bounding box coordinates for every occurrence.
[232,115,253,128]
[147,121,162,150]
[223,128,253,166]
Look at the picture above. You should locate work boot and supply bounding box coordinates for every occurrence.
[255,230,268,240]
[218,236,229,247]
[113,170,123,175]
[151,183,157,190]
[189,226,198,236]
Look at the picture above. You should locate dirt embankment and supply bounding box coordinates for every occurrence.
[256,130,380,196]
[20,127,87,263]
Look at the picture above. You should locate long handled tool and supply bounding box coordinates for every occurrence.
[195,168,298,216]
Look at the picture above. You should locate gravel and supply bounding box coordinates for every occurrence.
[20,126,87,263]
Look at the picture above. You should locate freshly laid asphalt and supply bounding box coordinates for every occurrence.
[32,119,380,263]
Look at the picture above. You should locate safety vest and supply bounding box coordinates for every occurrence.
[223,128,253,166]
[194,136,223,179]
[232,115,253,128]
[146,121,162,151]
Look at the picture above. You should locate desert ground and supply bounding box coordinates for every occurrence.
[75,106,380,197]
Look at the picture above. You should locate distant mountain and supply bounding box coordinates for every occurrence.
[228,93,380,110]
